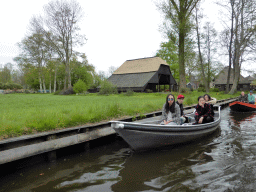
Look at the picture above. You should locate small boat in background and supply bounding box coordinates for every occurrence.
[111,106,221,151]
[229,101,256,112]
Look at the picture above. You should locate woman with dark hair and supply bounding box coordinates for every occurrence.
[194,96,214,124]
[160,94,181,125]
[204,94,216,116]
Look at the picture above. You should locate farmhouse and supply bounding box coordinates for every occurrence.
[108,57,177,92]
[214,67,251,91]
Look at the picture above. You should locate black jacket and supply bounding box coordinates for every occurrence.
[176,101,184,116]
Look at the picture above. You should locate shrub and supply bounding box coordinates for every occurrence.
[145,89,153,93]
[59,86,74,95]
[98,80,118,95]
[180,87,190,93]
[53,90,61,95]
[123,88,134,96]
[73,79,87,94]
[197,87,206,92]
[210,87,219,92]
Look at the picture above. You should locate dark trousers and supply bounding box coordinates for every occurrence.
[202,116,214,124]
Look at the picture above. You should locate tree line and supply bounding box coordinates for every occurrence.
[155,0,256,94]
[1,0,256,94]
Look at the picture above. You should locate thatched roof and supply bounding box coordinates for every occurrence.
[215,67,250,85]
[108,72,156,88]
[113,57,169,75]
[245,75,255,82]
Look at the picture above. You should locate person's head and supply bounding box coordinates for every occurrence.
[250,90,253,95]
[204,94,211,102]
[177,94,185,104]
[198,96,205,106]
[165,94,175,113]
[241,91,245,96]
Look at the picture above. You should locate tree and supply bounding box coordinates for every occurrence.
[218,0,256,94]
[0,63,12,83]
[158,0,200,91]
[195,5,209,92]
[73,79,87,93]
[156,34,179,80]
[30,0,86,90]
[17,33,50,93]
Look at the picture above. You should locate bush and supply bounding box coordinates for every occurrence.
[180,87,190,93]
[73,79,87,94]
[53,90,61,95]
[59,86,74,95]
[197,87,206,92]
[123,88,134,96]
[145,89,153,93]
[98,80,118,95]
[210,87,219,92]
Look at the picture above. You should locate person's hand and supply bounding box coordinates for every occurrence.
[199,117,204,124]
[164,120,172,125]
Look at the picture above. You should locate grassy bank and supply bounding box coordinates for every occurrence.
[0,92,240,139]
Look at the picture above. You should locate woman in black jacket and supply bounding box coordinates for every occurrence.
[194,96,214,124]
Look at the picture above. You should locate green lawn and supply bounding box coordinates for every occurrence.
[0,92,240,139]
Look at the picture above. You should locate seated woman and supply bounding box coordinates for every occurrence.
[160,94,181,125]
[194,96,214,124]
[204,94,216,116]
[176,94,192,124]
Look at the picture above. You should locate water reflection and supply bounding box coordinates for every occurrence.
[3,107,256,191]
[112,130,220,192]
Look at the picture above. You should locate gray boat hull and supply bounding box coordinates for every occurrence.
[111,106,221,151]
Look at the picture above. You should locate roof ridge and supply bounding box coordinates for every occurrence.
[126,56,159,62]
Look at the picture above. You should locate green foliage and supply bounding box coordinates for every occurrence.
[155,34,179,81]
[180,87,190,93]
[145,89,153,93]
[123,88,134,96]
[53,90,61,95]
[0,82,23,90]
[197,87,206,92]
[210,87,220,92]
[98,80,118,95]
[73,79,87,93]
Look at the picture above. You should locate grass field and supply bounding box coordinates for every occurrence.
[0,91,240,139]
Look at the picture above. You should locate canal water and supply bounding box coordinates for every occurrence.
[2,107,256,192]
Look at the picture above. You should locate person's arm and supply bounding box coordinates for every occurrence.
[208,98,217,104]
[173,104,181,125]
[161,104,167,124]
[194,105,200,122]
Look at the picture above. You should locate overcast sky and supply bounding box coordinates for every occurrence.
[1,0,252,76]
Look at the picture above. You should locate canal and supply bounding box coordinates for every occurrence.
[1,106,256,191]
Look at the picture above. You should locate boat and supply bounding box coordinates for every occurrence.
[229,101,256,112]
[110,106,221,151]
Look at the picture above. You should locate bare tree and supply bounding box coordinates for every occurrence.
[195,4,209,92]
[30,0,85,90]
[218,0,256,94]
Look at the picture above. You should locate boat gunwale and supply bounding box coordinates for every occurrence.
[111,106,221,132]
[229,101,256,109]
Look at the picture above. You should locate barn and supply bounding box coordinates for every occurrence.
[108,57,177,92]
